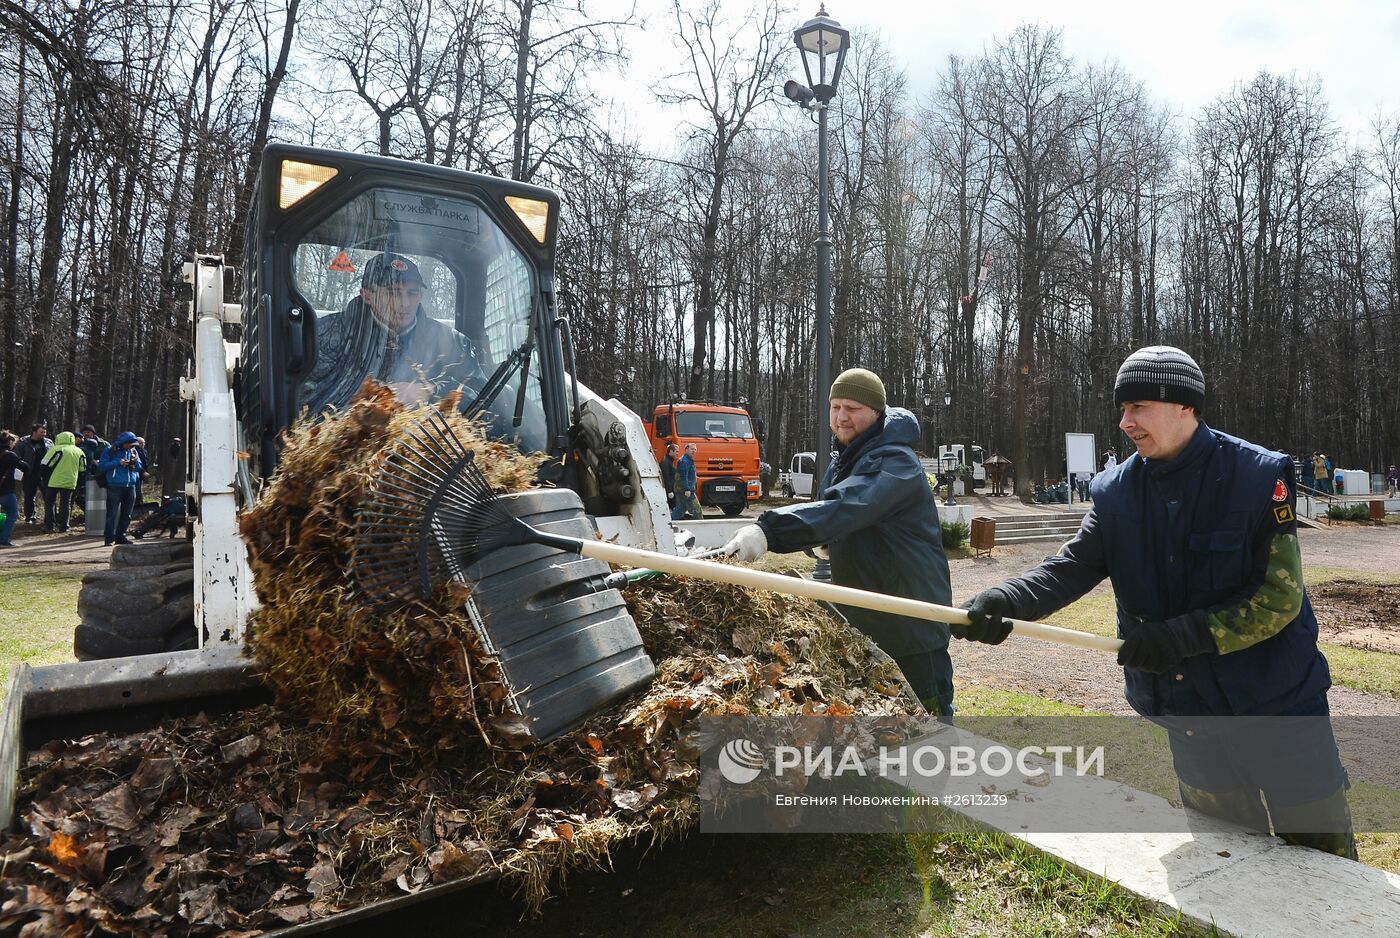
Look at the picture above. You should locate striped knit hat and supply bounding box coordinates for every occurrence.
[1114,346,1205,411]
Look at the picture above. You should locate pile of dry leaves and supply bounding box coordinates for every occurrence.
[0,385,924,936]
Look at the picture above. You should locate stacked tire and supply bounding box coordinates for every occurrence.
[74,540,199,660]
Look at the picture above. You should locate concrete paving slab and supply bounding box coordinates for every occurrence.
[881,725,1400,937]
[1167,839,1400,936]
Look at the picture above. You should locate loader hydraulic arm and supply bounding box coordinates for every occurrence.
[179,254,257,647]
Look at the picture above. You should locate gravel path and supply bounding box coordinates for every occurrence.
[5,529,115,566]
[945,524,1400,718]
[1296,522,1400,575]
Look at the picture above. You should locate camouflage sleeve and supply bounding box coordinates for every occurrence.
[1202,464,1305,654]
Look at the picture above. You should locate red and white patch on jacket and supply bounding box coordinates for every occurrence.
[1272,478,1288,502]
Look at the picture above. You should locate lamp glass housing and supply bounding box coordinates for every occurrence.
[793,8,850,102]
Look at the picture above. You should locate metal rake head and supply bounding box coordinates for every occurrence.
[352,409,502,605]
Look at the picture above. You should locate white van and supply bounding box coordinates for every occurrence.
[780,451,817,498]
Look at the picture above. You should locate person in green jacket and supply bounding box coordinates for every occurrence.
[40,431,87,533]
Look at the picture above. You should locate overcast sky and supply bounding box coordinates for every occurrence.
[594,0,1400,154]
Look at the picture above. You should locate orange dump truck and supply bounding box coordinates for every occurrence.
[644,400,762,517]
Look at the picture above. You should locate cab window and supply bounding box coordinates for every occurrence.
[675,412,753,439]
[291,186,548,452]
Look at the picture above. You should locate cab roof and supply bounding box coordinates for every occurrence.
[654,402,751,416]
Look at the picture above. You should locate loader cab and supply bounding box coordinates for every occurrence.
[239,144,569,477]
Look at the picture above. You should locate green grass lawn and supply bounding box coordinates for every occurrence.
[0,564,82,698]
[388,829,1209,938]
[397,828,1215,938]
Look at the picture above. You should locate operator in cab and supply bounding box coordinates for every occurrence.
[309,251,486,407]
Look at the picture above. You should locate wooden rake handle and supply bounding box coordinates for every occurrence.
[576,539,1122,654]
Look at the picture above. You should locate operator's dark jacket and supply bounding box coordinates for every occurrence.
[992,421,1329,719]
[756,407,951,658]
[307,300,484,409]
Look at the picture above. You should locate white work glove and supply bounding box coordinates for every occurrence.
[723,524,768,562]
[387,381,430,406]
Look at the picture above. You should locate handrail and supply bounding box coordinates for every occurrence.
[1297,481,1395,526]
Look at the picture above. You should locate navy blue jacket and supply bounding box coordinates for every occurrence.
[757,408,951,657]
[995,422,1330,718]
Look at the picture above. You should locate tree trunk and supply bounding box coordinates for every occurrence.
[1,41,23,423]
[19,95,76,427]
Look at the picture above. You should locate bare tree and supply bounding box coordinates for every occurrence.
[974,24,1093,493]
[660,0,783,401]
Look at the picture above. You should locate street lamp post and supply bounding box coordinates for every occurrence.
[784,4,849,486]
[942,389,956,506]
[921,391,933,453]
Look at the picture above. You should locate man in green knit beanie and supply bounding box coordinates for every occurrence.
[721,368,1004,718]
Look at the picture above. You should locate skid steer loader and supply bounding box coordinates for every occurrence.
[67,144,692,732]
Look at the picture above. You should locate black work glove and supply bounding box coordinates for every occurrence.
[953,589,1015,645]
[1116,615,1216,673]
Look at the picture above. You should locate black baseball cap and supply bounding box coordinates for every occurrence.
[361,253,425,289]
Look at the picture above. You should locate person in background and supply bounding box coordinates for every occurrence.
[75,424,109,510]
[165,437,184,497]
[98,431,144,546]
[133,435,151,515]
[77,425,108,477]
[1388,464,1398,498]
[659,442,678,512]
[671,442,702,521]
[1311,452,1329,495]
[1333,464,1345,497]
[0,431,24,547]
[39,431,86,533]
[15,422,51,525]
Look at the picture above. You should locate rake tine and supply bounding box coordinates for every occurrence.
[350,407,514,606]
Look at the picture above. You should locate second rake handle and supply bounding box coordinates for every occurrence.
[576,539,1122,654]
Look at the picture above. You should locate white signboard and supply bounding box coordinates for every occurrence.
[1065,433,1097,476]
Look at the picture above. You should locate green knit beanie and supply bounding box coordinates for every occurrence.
[830,367,886,412]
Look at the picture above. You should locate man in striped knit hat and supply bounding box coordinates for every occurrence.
[957,345,1355,858]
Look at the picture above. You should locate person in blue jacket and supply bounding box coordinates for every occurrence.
[98,431,145,546]
[961,346,1354,858]
[721,368,1001,718]
[671,442,702,521]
